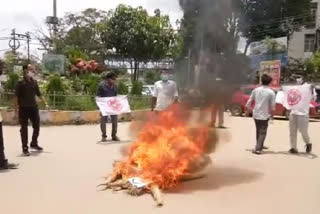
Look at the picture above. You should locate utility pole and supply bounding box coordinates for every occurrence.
[10,29,17,55]
[26,32,31,63]
[8,29,20,65]
[9,29,32,64]
[46,0,59,53]
[53,0,58,40]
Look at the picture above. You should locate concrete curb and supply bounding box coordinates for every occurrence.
[1,109,149,125]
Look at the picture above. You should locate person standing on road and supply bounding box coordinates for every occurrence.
[210,78,226,129]
[0,60,18,169]
[14,64,48,156]
[96,72,120,142]
[151,70,179,112]
[246,74,276,155]
[286,76,313,154]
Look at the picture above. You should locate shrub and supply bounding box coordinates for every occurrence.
[129,96,150,110]
[82,74,102,95]
[45,75,68,107]
[5,72,19,92]
[46,74,67,94]
[130,81,143,95]
[64,95,96,111]
[118,81,129,95]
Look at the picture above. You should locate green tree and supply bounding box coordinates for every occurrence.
[35,8,109,62]
[144,70,160,84]
[263,37,287,55]
[105,5,176,81]
[179,0,243,59]
[239,0,312,54]
[305,51,320,78]
[64,46,89,64]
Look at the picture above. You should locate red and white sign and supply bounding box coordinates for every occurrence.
[96,96,131,116]
[287,89,302,106]
[283,84,313,112]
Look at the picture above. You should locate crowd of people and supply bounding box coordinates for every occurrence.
[0,61,316,170]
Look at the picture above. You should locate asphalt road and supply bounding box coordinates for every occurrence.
[0,114,319,214]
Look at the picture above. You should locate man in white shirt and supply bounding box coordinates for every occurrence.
[0,60,18,170]
[246,74,276,155]
[151,70,178,111]
[286,76,313,154]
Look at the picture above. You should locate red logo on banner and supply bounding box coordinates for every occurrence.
[107,98,122,111]
[287,89,302,106]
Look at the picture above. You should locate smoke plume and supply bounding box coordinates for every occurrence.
[178,0,250,107]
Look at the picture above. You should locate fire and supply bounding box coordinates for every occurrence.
[112,104,209,190]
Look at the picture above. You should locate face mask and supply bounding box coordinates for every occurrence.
[296,78,303,85]
[161,74,169,82]
[27,71,35,78]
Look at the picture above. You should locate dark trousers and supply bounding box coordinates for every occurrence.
[0,122,6,163]
[19,107,40,149]
[100,115,118,138]
[254,119,269,151]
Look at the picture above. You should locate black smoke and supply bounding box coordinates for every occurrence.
[177,0,250,107]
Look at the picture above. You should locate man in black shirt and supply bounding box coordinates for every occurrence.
[0,60,18,169]
[14,64,48,156]
[96,72,120,142]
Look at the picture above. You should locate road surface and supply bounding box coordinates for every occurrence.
[0,115,319,214]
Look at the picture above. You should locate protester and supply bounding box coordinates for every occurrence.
[285,76,313,154]
[246,74,276,155]
[151,70,178,112]
[0,60,18,169]
[96,72,120,142]
[210,78,226,128]
[14,64,48,156]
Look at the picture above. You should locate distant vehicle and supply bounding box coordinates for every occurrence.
[315,86,320,105]
[126,84,154,96]
[142,85,154,96]
[229,85,320,119]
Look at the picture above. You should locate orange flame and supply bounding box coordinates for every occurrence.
[113,104,209,190]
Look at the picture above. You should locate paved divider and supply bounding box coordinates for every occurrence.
[1,109,149,125]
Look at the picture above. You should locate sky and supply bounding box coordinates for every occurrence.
[0,0,183,59]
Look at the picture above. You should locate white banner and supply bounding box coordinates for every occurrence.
[96,96,131,116]
[282,84,313,111]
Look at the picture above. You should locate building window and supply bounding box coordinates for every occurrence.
[311,2,317,21]
[306,2,317,28]
[305,34,315,52]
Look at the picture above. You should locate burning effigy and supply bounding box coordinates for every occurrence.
[99,104,216,206]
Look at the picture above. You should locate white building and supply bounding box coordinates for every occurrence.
[288,0,319,60]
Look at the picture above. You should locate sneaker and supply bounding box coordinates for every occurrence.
[112,136,120,141]
[23,149,30,156]
[6,162,19,169]
[252,150,262,155]
[0,159,8,169]
[306,144,312,154]
[289,148,298,154]
[30,144,43,151]
[101,137,107,142]
[218,126,227,129]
